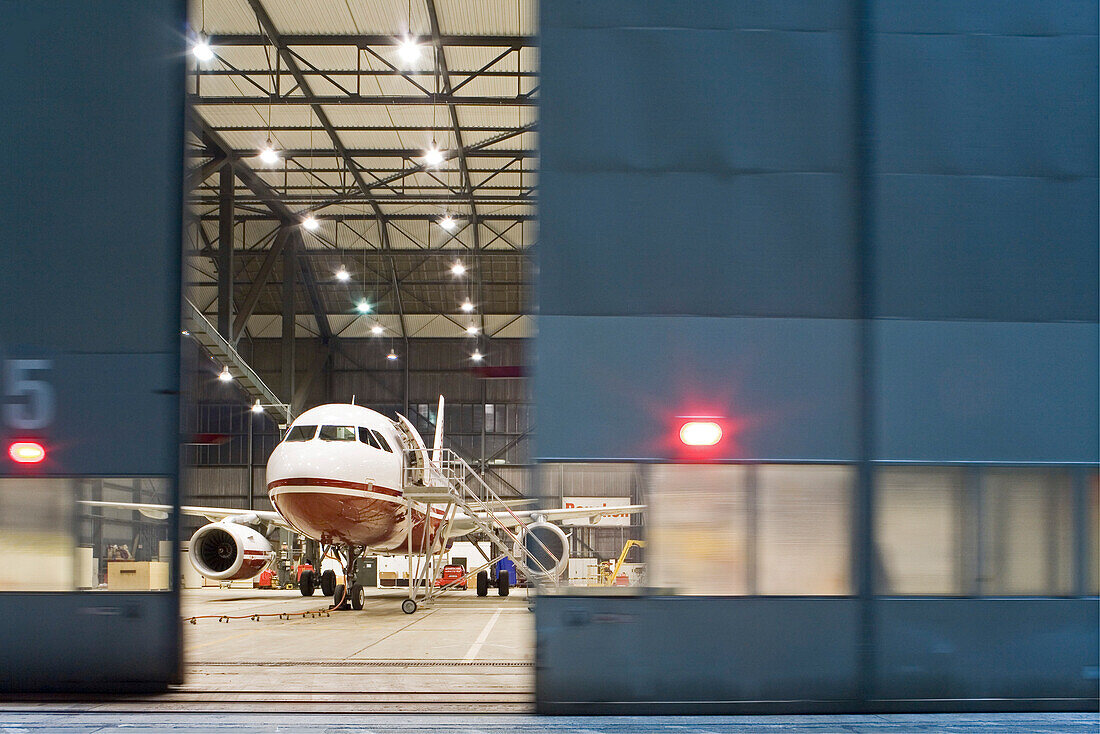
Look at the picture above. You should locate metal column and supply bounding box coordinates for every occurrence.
[281,237,296,412]
[217,164,235,340]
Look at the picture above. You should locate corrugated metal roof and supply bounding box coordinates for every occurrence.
[436,0,537,36]
[188,0,535,339]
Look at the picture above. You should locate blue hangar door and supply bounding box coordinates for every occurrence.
[0,1,186,692]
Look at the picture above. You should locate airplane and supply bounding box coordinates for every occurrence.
[82,398,644,613]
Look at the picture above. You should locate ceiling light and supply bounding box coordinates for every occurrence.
[460,300,474,313]
[218,366,233,382]
[192,37,214,62]
[371,325,384,336]
[471,351,483,362]
[356,299,371,313]
[335,267,350,282]
[440,214,456,231]
[303,215,320,231]
[387,349,398,361]
[466,326,479,335]
[423,143,444,166]
[397,37,421,65]
[252,400,263,414]
[451,261,465,276]
[258,142,280,165]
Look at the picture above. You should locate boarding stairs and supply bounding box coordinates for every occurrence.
[399,446,557,610]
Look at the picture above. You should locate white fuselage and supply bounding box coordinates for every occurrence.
[266,404,443,550]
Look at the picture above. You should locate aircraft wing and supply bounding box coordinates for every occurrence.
[448,504,645,535]
[78,500,292,530]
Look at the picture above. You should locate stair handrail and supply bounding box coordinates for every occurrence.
[403,446,559,580]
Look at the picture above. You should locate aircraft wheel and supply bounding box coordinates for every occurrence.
[333,583,349,610]
[497,572,510,597]
[350,583,366,610]
[401,598,417,614]
[299,570,315,597]
[320,569,337,596]
[476,571,489,597]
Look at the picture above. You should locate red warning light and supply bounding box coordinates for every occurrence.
[8,441,46,464]
[679,421,723,447]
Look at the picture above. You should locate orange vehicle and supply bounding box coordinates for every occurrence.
[434,564,467,590]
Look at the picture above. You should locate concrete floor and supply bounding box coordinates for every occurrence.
[175,585,535,712]
[0,712,1095,733]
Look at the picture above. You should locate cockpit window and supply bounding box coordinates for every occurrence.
[284,425,317,442]
[371,429,394,452]
[319,425,356,441]
[358,427,381,449]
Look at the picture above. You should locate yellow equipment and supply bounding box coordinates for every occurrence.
[604,539,646,586]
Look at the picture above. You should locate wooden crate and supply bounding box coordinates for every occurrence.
[107,561,170,591]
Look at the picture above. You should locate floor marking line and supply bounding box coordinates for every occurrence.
[343,608,439,658]
[463,608,503,662]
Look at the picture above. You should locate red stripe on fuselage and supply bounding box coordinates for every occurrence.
[267,477,402,497]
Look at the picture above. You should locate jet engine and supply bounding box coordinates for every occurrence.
[512,519,569,582]
[189,521,275,581]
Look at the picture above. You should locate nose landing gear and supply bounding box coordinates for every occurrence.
[325,544,365,611]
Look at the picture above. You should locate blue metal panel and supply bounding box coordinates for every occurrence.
[535,316,860,461]
[51,354,180,476]
[541,2,848,31]
[873,0,1098,35]
[539,1,857,320]
[0,4,185,356]
[0,593,179,692]
[873,320,1100,463]
[535,595,1098,713]
[873,33,1097,179]
[874,598,1100,701]
[870,14,1099,321]
[536,595,860,710]
[540,28,852,175]
[538,172,857,318]
[873,176,1099,322]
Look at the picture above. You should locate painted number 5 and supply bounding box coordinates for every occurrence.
[4,360,55,430]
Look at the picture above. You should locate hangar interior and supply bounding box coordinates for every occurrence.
[167,0,555,700]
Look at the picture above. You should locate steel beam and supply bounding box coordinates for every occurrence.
[187,94,536,106]
[217,164,235,339]
[281,239,296,403]
[209,124,524,132]
[293,231,333,342]
[186,148,535,159]
[209,34,535,47]
[291,341,333,416]
[246,0,392,352]
[192,195,535,204]
[191,111,335,341]
[232,226,288,341]
[194,67,535,79]
[427,0,486,343]
[190,114,297,221]
[188,153,226,191]
[198,213,535,222]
